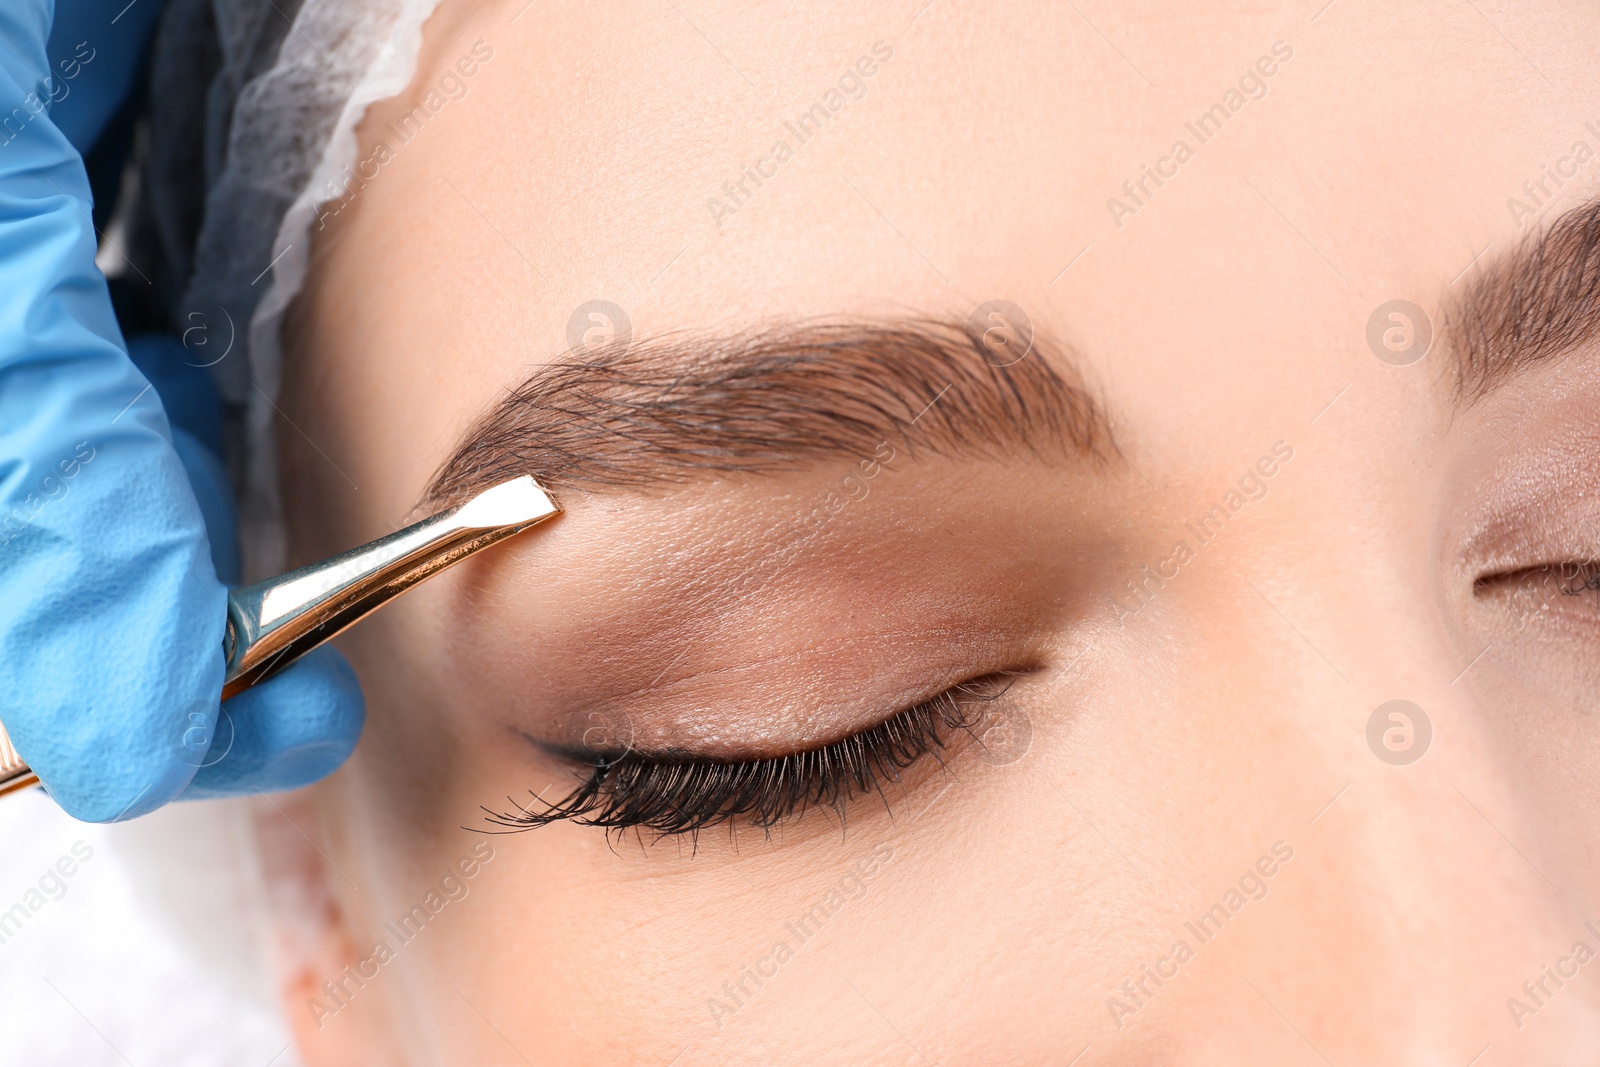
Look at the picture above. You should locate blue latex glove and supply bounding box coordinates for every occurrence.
[0,0,364,821]
[46,0,162,155]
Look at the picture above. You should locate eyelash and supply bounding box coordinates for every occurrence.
[1476,561,1600,599]
[482,673,1020,839]
[1555,562,1600,595]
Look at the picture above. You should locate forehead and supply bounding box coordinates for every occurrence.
[301,1,1595,509]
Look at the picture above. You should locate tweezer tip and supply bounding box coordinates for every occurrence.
[454,476,561,529]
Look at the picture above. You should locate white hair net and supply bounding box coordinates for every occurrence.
[140,0,444,574]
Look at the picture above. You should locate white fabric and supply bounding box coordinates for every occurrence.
[183,0,444,575]
[0,791,300,1066]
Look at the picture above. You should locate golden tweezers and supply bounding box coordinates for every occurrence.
[0,476,560,799]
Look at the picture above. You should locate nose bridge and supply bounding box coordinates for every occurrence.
[1317,542,1546,884]
[1325,531,1560,908]
[1211,541,1600,1053]
[1265,729,1600,1056]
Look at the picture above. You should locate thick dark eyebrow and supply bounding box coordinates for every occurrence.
[420,319,1114,508]
[1450,195,1600,403]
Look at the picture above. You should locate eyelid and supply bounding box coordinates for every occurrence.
[531,632,1041,763]
[486,670,1028,838]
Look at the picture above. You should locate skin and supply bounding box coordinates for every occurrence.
[258,0,1600,1062]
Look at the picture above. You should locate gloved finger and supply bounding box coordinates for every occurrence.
[182,646,366,799]
[10,440,227,822]
[124,334,226,456]
[126,334,241,583]
[168,429,243,586]
[0,2,229,821]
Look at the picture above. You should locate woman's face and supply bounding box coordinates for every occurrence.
[265,1,1600,1062]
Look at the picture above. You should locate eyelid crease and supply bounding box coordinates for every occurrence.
[541,625,1034,738]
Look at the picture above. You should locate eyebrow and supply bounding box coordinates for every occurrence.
[1450,194,1600,403]
[420,319,1113,508]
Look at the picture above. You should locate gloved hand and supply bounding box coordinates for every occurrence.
[0,0,364,821]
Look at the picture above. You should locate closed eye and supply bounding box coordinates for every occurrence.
[1474,560,1600,597]
[1472,560,1600,634]
[481,671,1027,840]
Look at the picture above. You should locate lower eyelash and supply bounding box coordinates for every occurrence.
[482,674,1019,839]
